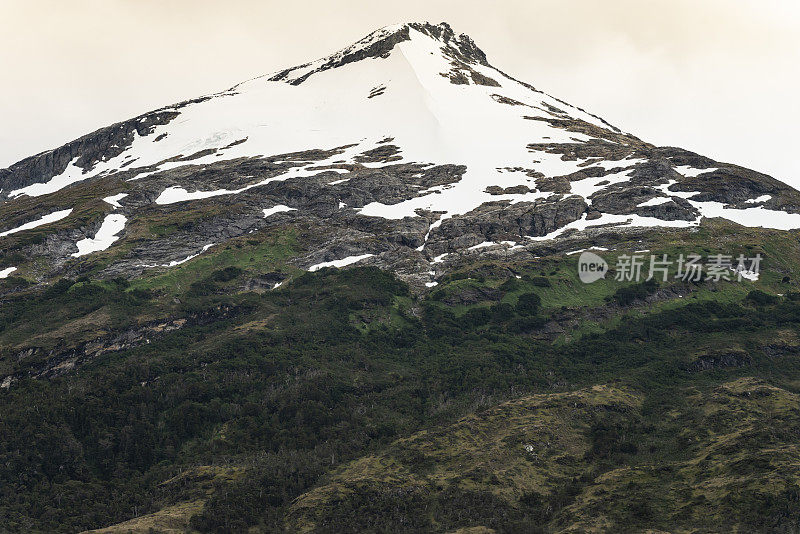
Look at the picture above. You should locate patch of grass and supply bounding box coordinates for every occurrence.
[131,227,299,295]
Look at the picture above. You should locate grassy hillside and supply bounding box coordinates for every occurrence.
[285,378,800,533]
[2,223,800,532]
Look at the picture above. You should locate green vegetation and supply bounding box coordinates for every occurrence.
[3,224,800,532]
[284,378,800,533]
[130,228,299,295]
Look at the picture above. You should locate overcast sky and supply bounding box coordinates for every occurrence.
[1,0,798,186]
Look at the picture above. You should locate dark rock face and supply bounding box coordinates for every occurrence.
[267,22,490,87]
[652,146,718,169]
[243,271,288,292]
[485,185,536,195]
[762,344,800,358]
[638,198,697,221]
[669,168,787,207]
[267,21,495,92]
[0,110,180,195]
[687,351,753,372]
[411,22,489,66]
[535,175,571,194]
[591,187,698,221]
[273,24,412,85]
[431,196,587,253]
[5,308,241,383]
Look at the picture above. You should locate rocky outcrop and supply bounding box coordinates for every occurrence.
[0,110,181,195]
[1,305,250,385]
[267,22,489,87]
[687,351,753,372]
[430,196,587,253]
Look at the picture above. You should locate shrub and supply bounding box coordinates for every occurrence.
[610,279,659,306]
[516,292,541,315]
[490,303,515,323]
[499,278,521,292]
[210,266,243,283]
[508,315,547,333]
[746,290,778,306]
[531,276,551,287]
[462,307,492,327]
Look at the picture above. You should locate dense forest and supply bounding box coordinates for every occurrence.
[2,256,800,532]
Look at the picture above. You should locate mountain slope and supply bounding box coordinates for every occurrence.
[5,254,800,533]
[285,378,800,533]
[4,21,800,534]
[1,22,799,289]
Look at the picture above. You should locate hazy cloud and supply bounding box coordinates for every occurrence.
[1,0,797,184]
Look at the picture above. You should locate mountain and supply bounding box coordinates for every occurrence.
[2,21,800,289]
[3,22,800,534]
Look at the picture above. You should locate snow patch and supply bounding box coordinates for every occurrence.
[657,180,800,229]
[637,196,672,207]
[103,193,128,208]
[154,165,341,205]
[155,186,238,204]
[586,158,648,171]
[687,200,800,230]
[656,180,700,200]
[737,269,760,281]
[0,209,73,238]
[263,205,296,217]
[308,253,374,272]
[527,212,701,242]
[745,195,772,204]
[142,244,215,268]
[566,246,609,256]
[8,158,89,198]
[166,244,215,267]
[467,240,523,252]
[0,267,17,279]
[674,166,718,178]
[468,241,497,251]
[569,169,634,204]
[72,214,127,257]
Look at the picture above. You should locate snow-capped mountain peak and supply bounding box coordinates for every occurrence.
[257,22,490,87]
[1,22,800,286]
